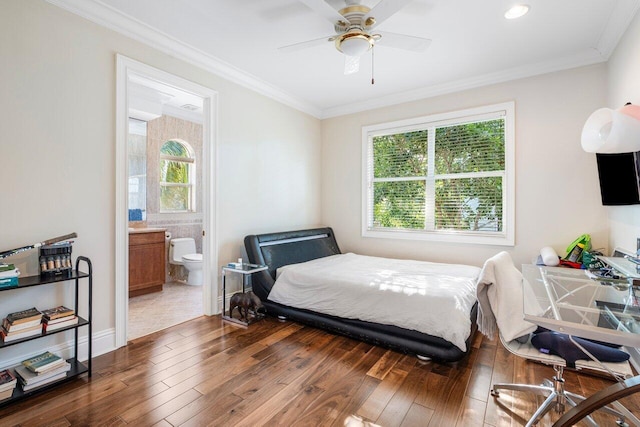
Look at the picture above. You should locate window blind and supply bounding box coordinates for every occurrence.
[366,115,506,235]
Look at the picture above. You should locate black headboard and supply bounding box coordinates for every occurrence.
[243,227,341,301]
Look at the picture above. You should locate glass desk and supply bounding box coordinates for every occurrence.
[521,264,640,426]
[522,264,640,348]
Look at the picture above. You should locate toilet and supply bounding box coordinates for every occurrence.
[169,237,203,286]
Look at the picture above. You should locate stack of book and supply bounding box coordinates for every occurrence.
[15,351,70,391]
[0,369,17,401]
[1,308,43,343]
[0,263,20,289]
[41,306,78,333]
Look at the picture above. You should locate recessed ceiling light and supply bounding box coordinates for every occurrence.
[181,104,199,111]
[504,4,530,19]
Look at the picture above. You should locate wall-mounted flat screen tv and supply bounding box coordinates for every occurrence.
[596,152,640,205]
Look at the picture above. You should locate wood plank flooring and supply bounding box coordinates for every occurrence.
[1,315,639,426]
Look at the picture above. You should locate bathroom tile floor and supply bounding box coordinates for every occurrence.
[128,281,203,340]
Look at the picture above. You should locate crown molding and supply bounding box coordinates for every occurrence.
[595,0,640,59]
[47,0,639,121]
[45,0,323,119]
[321,49,608,118]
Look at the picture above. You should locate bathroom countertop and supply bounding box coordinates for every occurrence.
[128,227,167,234]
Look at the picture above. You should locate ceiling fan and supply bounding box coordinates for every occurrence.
[280,0,432,75]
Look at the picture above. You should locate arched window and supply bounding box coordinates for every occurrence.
[159,139,195,212]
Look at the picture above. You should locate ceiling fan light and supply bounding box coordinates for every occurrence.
[504,4,530,19]
[336,32,373,57]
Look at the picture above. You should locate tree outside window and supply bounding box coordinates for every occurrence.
[160,139,195,212]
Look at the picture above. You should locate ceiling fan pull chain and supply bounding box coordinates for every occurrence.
[371,45,375,85]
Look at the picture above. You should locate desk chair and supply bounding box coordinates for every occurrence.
[491,333,636,427]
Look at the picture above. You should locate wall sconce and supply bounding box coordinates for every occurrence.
[581,103,640,153]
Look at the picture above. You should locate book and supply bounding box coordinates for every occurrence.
[21,351,65,373]
[6,308,42,325]
[0,264,15,272]
[0,277,18,288]
[2,323,41,336]
[43,316,78,333]
[0,387,13,401]
[0,381,15,393]
[0,371,17,394]
[14,362,70,385]
[21,372,67,392]
[41,306,75,321]
[3,317,42,332]
[0,369,16,390]
[0,269,19,279]
[0,326,42,342]
[45,315,77,325]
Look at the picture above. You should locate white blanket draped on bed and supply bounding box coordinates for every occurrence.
[268,253,481,352]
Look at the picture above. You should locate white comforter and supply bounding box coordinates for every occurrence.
[268,253,480,351]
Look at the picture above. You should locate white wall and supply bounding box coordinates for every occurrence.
[321,65,609,268]
[0,0,321,363]
[606,10,640,253]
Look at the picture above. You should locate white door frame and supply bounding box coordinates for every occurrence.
[115,54,219,349]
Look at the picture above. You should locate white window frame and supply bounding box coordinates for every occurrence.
[159,139,196,213]
[361,102,515,246]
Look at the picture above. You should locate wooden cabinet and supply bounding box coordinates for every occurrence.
[129,229,166,297]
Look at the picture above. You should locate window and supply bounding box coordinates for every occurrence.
[160,139,195,212]
[362,102,514,245]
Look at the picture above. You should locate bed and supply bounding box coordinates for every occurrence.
[243,227,480,362]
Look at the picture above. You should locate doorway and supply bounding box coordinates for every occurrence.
[115,55,218,348]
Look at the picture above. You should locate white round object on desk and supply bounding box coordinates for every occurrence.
[540,246,559,266]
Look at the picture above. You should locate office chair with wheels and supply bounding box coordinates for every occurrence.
[492,333,635,427]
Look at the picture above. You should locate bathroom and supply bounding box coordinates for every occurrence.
[127,77,205,340]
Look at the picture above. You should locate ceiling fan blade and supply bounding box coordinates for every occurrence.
[363,0,413,29]
[344,55,360,75]
[279,35,335,53]
[298,0,346,25]
[376,31,431,52]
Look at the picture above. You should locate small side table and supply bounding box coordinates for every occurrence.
[221,263,268,327]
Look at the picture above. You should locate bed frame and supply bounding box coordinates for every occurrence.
[243,227,477,362]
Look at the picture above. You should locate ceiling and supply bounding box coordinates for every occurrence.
[49,0,640,118]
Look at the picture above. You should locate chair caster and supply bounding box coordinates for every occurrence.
[277,315,287,321]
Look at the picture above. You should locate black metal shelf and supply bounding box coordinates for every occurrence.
[0,256,92,406]
[0,270,90,292]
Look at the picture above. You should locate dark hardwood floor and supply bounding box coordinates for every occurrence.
[0,315,639,426]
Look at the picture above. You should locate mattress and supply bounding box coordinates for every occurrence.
[268,253,481,351]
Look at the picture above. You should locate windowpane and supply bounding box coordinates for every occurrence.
[161,140,189,157]
[160,159,189,184]
[435,120,504,174]
[160,185,190,211]
[373,131,428,178]
[435,176,503,232]
[373,181,425,229]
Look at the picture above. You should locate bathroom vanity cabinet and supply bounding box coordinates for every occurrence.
[129,229,166,297]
